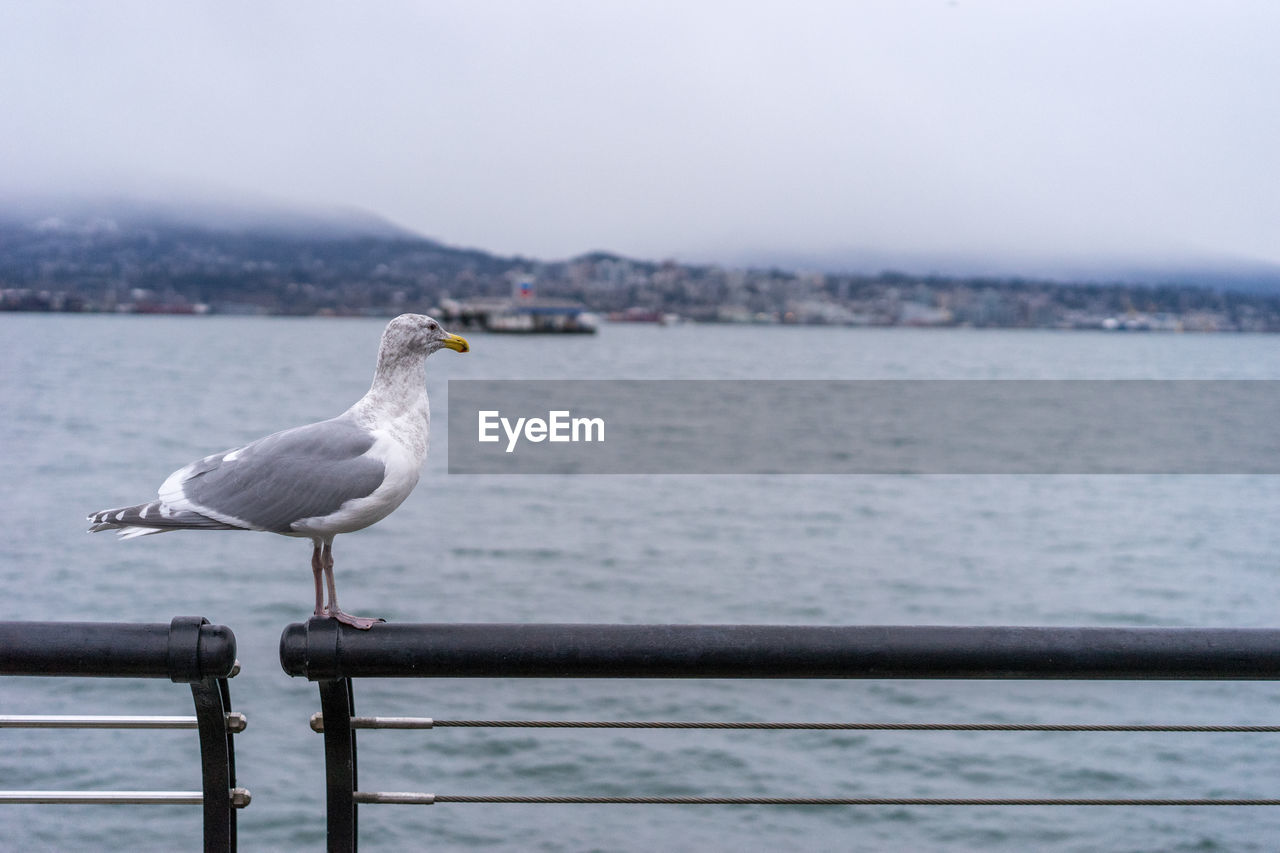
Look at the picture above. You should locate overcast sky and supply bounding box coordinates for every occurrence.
[3,1,1278,270]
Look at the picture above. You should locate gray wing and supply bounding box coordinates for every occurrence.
[160,414,387,534]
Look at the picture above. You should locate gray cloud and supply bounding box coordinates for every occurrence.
[2,1,1277,269]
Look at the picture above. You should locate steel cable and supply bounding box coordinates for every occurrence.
[344,718,1280,807]
[359,793,1280,806]
[427,720,1280,732]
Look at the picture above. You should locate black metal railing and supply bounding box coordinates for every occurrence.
[1,617,249,853]
[279,619,1280,852]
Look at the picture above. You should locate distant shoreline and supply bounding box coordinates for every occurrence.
[1,303,1275,333]
[5,215,1279,332]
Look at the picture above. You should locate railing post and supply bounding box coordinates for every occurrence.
[166,616,243,853]
[319,678,358,853]
[189,675,238,852]
[291,614,359,851]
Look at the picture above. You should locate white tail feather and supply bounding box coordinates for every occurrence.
[116,526,169,540]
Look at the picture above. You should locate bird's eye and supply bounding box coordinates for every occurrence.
[427,322,438,331]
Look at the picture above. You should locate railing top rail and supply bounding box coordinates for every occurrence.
[279,620,1280,681]
[0,617,237,682]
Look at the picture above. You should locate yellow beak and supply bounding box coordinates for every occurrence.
[441,333,470,353]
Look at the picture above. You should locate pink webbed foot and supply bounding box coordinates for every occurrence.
[325,609,386,630]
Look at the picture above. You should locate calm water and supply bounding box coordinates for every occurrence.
[2,315,1280,851]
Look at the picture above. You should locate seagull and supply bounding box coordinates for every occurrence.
[88,313,469,629]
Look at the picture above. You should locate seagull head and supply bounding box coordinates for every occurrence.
[384,313,470,357]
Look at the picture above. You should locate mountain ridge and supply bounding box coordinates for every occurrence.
[2,195,1278,330]
[5,193,1279,293]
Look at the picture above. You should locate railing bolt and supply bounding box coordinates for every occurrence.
[230,788,252,809]
[224,712,248,733]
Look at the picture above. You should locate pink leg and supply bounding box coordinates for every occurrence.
[320,541,385,630]
[311,543,326,619]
